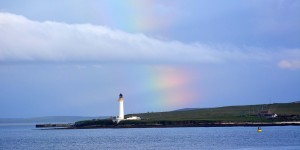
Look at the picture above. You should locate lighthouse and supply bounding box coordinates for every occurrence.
[112,93,141,124]
[118,93,124,120]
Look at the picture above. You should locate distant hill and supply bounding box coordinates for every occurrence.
[126,102,300,122]
[0,116,108,124]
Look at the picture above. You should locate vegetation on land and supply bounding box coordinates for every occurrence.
[129,103,300,121]
[75,102,300,127]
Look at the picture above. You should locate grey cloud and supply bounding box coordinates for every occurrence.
[0,12,298,65]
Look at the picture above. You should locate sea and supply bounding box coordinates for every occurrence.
[0,124,300,150]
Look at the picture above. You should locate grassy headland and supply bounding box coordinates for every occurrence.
[73,102,300,128]
[127,102,300,121]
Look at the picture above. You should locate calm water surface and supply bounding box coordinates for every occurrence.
[0,124,299,150]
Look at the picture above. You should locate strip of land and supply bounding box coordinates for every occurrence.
[36,121,300,129]
[36,102,300,129]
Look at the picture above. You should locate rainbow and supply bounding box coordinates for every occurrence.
[147,65,199,109]
[98,0,176,32]
[89,1,195,110]
[106,65,201,111]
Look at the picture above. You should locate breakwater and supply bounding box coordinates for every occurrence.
[36,123,73,128]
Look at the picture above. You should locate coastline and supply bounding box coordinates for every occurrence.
[37,121,300,129]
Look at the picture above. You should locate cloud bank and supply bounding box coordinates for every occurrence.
[0,12,299,65]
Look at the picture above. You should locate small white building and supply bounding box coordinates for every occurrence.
[126,116,141,120]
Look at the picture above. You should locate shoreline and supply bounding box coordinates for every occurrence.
[37,121,300,129]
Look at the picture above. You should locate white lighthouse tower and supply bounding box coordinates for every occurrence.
[118,93,124,120]
[112,93,141,123]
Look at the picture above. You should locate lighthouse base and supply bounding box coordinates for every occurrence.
[112,117,124,124]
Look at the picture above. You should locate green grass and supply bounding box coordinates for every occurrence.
[126,103,300,121]
[268,103,300,115]
[75,103,300,126]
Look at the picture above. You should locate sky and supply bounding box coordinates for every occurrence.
[0,0,299,118]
